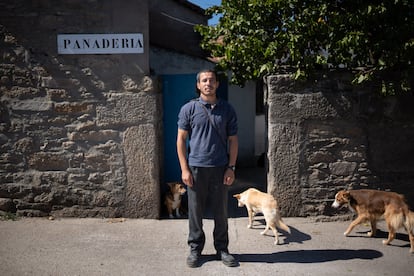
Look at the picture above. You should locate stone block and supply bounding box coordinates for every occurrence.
[41,76,58,88]
[307,151,335,165]
[96,93,159,127]
[46,88,69,101]
[329,161,357,176]
[84,152,110,172]
[68,130,119,143]
[13,137,35,153]
[268,92,344,121]
[0,198,15,212]
[54,102,94,114]
[28,152,69,171]
[38,171,68,186]
[3,86,41,99]
[9,97,52,111]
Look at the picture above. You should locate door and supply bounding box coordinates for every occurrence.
[162,73,227,183]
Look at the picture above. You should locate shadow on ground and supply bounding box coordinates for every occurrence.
[348,229,412,249]
[196,248,382,266]
[234,249,383,263]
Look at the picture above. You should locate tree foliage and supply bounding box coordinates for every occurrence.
[195,0,414,95]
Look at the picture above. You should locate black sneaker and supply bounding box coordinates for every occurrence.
[218,251,238,267]
[186,251,200,268]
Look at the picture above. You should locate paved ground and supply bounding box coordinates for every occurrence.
[1,168,413,275]
[0,216,413,276]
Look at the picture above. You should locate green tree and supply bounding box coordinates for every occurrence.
[195,0,414,95]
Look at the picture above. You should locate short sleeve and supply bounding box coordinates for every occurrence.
[177,103,191,131]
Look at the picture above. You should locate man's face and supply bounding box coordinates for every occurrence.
[197,72,219,97]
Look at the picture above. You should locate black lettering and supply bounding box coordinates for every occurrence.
[122,38,129,48]
[135,38,143,48]
[63,39,71,48]
[102,39,110,48]
[93,40,100,48]
[112,38,119,48]
[74,40,81,49]
[83,39,90,48]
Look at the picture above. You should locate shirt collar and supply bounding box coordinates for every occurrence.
[198,97,221,106]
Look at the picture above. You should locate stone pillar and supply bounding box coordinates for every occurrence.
[265,75,303,216]
[265,73,368,217]
[123,125,160,218]
[96,87,161,219]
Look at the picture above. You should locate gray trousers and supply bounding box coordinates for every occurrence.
[187,166,229,254]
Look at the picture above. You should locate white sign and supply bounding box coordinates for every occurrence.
[57,33,144,54]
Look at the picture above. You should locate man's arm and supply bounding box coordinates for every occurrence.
[177,128,193,187]
[224,135,238,185]
[227,135,238,167]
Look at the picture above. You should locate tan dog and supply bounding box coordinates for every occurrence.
[164,182,186,218]
[332,189,414,253]
[233,188,290,244]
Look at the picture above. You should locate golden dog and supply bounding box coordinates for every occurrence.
[332,189,414,253]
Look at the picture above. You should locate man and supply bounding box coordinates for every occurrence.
[176,69,239,268]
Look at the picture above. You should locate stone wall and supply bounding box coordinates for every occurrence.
[265,73,414,217]
[0,0,162,218]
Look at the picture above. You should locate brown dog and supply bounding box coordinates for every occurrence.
[233,188,290,244]
[164,182,186,218]
[332,189,414,253]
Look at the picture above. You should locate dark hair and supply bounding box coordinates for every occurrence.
[195,69,218,95]
[196,69,218,82]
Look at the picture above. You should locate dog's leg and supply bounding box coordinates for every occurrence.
[260,223,270,236]
[175,207,181,218]
[383,211,403,246]
[403,211,414,253]
[166,205,174,219]
[408,230,414,253]
[382,223,396,246]
[247,208,254,228]
[261,213,280,244]
[344,215,365,236]
[408,212,414,253]
[367,219,377,237]
[268,224,279,245]
[403,222,414,253]
[168,207,174,218]
[383,211,400,245]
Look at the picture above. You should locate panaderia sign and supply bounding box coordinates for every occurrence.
[57,33,144,54]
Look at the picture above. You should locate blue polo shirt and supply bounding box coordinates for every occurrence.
[177,97,238,167]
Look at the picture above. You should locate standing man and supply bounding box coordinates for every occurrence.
[177,69,239,268]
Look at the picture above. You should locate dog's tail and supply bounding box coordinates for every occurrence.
[386,205,406,231]
[403,210,414,253]
[388,206,414,233]
[389,211,404,230]
[403,210,414,235]
[276,219,291,234]
[273,209,290,234]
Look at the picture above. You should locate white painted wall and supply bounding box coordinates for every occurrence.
[255,114,266,156]
[150,47,213,75]
[229,81,256,167]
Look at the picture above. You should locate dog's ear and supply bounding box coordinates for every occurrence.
[167,182,174,189]
[233,194,240,199]
[343,191,351,200]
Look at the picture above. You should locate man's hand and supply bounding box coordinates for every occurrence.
[182,169,194,188]
[223,169,235,186]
